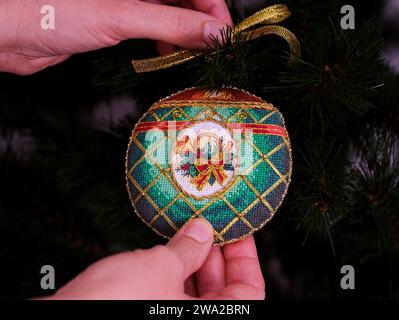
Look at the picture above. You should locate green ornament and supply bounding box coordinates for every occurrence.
[126,87,292,245]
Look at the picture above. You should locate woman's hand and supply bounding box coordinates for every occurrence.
[0,0,232,75]
[48,218,265,300]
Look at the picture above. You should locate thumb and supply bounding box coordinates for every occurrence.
[166,218,214,279]
[108,1,228,48]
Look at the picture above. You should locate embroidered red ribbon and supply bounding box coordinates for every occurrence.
[136,121,287,137]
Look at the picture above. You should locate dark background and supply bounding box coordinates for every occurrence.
[0,0,398,299]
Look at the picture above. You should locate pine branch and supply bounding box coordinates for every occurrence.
[370,71,399,135]
[289,136,350,244]
[266,18,384,131]
[344,130,399,260]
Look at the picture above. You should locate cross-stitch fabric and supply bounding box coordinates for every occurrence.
[126,87,292,245]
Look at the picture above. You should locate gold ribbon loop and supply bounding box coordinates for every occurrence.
[132,49,201,73]
[243,25,301,60]
[132,3,301,73]
[233,3,291,32]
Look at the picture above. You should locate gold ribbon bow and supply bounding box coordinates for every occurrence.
[132,3,301,73]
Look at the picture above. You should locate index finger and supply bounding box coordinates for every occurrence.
[220,236,265,299]
[189,0,233,25]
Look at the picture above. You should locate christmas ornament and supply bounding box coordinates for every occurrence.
[125,3,300,245]
[126,87,292,245]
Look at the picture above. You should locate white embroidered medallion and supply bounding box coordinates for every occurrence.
[171,121,238,199]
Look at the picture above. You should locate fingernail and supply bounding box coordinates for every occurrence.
[203,21,225,41]
[184,218,213,243]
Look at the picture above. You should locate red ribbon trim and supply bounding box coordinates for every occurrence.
[136,121,287,137]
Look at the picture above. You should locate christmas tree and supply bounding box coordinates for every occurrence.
[0,0,398,299]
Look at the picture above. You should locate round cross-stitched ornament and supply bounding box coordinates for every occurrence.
[125,87,292,245]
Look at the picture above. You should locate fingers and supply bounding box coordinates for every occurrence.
[107,0,228,48]
[144,0,232,51]
[223,236,265,291]
[217,236,265,300]
[184,274,198,297]
[196,246,226,298]
[144,0,232,24]
[189,0,233,25]
[166,218,214,280]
